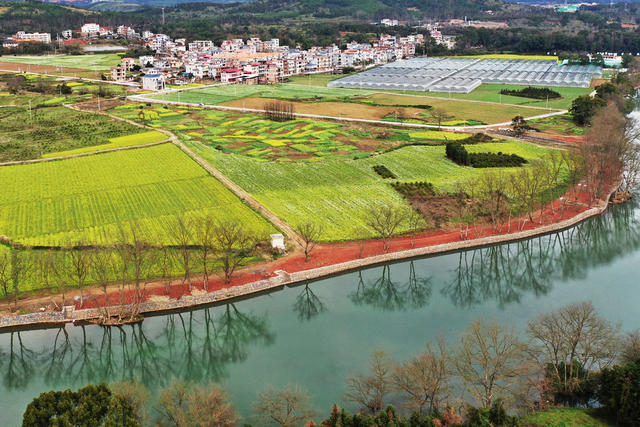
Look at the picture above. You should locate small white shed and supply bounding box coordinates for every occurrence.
[270,233,285,252]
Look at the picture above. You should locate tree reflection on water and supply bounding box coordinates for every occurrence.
[0,200,638,392]
[1,303,273,391]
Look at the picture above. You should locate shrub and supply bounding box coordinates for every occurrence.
[598,359,640,426]
[446,142,470,165]
[372,165,396,179]
[391,181,435,198]
[500,86,561,100]
[469,152,527,168]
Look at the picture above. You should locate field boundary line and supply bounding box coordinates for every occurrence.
[129,94,568,131]
[0,140,169,167]
[82,104,305,248]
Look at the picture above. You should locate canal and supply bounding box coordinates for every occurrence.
[1,200,639,425]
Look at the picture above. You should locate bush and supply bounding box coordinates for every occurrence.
[391,181,435,198]
[469,152,527,168]
[598,359,640,426]
[446,142,470,165]
[372,165,396,179]
[500,86,561,100]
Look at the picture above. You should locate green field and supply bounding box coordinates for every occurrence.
[42,130,168,158]
[0,53,122,70]
[186,136,559,241]
[424,84,593,110]
[522,408,614,427]
[0,105,151,161]
[0,144,274,246]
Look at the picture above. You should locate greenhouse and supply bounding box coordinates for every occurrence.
[329,57,602,93]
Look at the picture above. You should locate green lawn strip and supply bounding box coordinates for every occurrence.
[41,131,168,158]
[522,408,614,427]
[0,53,122,70]
[186,137,558,242]
[0,144,275,246]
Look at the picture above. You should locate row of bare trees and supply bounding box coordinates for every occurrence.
[263,100,295,122]
[342,301,632,419]
[0,215,263,320]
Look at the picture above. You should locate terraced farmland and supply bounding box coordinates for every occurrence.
[110,104,478,161]
[0,144,275,246]
[0,105,150,161]
[186,137,560,241]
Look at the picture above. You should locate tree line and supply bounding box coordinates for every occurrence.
[0,214,265,323]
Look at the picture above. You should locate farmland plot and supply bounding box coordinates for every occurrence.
[0,144,274,246]
[186,137,558,241]
[0,106,149,161]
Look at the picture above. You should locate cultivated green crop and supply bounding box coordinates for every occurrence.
[0,54,122,70]
[0,144,275,246]
[186,137,559,241]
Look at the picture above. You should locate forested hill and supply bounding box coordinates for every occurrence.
[0,1,129,36]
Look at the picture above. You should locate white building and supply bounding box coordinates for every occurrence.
[81,23,100,36]
[14,31,51,44]
[141,73,165,91]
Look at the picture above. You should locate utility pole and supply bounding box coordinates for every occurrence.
[28,99,32,122]
[162,7,165,26]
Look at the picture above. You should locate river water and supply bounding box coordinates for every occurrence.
[1,199,639,425]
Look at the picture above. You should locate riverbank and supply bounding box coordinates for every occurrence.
[0,184,617,331]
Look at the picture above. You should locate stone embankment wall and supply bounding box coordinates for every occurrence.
[0,202,608,331]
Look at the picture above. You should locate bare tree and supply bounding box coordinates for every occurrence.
[477,172,510,231]
[620,329,640,364]
[511,115,528,136]
[264,100,295,121]
[406,209,424,248]
[212,219,257,284]
[68,243,90,308]
[296,222,323,261]
[254,385,317,426]
[169,215,194,294]
[156,380,238,427]
[90,248,115,318]
[392,337,451,416]
[10,249,32,309]
[527,301,620,400]
[345,350,393,414]
[431,107,453,130]
[366,204,409,252]
[455,319,528,408]
[0,251,10,305]
[194,214,216,291]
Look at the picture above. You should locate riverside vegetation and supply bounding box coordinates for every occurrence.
[18,303,640,426]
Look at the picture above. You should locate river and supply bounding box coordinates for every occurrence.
[1,199,639,425]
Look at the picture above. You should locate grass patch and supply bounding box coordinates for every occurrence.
[0,53,122,70]
[522,408,614,427]
[409,131,472,141]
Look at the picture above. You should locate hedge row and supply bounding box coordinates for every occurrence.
[445,142,527,168]
[499,86,562,100]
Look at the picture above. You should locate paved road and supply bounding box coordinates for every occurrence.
[129,93,568,131]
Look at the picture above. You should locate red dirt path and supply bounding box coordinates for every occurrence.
[76,186,598,311]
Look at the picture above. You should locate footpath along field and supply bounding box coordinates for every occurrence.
[186,136,559,241]
[0,144,274,246]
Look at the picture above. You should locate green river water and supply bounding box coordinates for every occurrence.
[1,200,639,425]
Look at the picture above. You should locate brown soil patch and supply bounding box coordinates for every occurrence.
[0,61,85,75]
[221,97,427,121]
[75,97,124,111]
